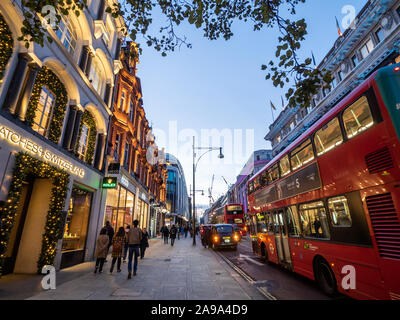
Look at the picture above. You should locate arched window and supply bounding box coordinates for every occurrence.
[32,86,55,137]
[88,58,105,96]
[77,124,90,160]
[55,14,77,55]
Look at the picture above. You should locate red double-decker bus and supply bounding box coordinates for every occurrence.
[247,63,400,300]
[214,204,247,236]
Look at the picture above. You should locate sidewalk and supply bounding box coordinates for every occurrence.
[14,236,266,300]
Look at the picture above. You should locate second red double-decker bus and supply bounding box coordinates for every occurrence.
[214,204,247,236]
[247,63,400,300]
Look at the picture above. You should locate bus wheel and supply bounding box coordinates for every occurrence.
[315,258,337,296]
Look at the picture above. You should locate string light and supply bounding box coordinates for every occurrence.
[0,12,13,81]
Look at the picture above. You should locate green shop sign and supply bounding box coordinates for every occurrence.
[102,177,117,189]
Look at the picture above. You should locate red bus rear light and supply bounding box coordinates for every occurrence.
[395,66,400,72]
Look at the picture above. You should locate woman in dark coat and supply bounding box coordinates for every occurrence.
[140,228,149,259]
[110,227,125,273]
[163,225,170,244]
[94,228,109,273]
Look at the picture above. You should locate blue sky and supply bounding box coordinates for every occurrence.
[136,0,368,207]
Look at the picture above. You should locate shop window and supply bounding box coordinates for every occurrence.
[342,96,374,139]
[279,155,291,177]
[285,206,301,236]
[117,188,127,230]
[314,117,343,156]
[55,14,77,55]
[375,28,385,43]
[32,86,55,137]
[360,39,374,60]
[104,187,119,229]
[290,139,315,171]
[268,163,280,182]
[299,201,330,239]
[62,186,93,252]
[77,124,89,160]
[328,196,352,227]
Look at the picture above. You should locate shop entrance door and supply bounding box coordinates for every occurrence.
[2,179,34,275]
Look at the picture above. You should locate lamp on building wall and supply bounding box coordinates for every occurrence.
[192,136,224,246]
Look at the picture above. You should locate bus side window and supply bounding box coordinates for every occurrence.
[290,139,315,171]
[285,206,301,236]
[314,117,343,156]
[279,155,291,177]
[328,196,352,227]
[342,96,374,139]
[266,212,274,233]
[299,201,331,239]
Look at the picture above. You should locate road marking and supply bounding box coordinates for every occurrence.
[239,254,265,266]
[214,251,277,301]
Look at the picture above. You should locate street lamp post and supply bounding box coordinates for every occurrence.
[192,136,224,246]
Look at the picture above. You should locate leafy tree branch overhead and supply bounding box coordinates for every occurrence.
[19,0,332,109]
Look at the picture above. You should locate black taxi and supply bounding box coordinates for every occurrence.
[210,224,240,250]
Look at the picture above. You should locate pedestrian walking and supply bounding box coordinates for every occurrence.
[110,227,125,273]
[177,224,180,240]
[94,228,109,274]
[160,225,165,241]
[104,221,114,261]
[184,226,188,238]
[163,225,169,244]
[123,225,130,263]
[170,224,177,246]
[127,219,142,279]
[140,227,150,259]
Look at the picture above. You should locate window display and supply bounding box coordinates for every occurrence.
[62,186,93,252]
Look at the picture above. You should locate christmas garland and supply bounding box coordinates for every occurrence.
[0,12,13,81]
[25,67,68,144]
[0,152,69,276]
[75,110,97,164]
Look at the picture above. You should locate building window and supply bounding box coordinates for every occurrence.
[77,124,90,160]
[351,54,359,67]
[337,71,343,82]
[32,86,55,137]
[375,28,385,43]
[124,142,130,167]
[62,186,93,252]
[314,117,343,156]
[120,91,126,111]
[129,100,135,122]
[55,14,77,55]
[88,59,105,97]
[114,133,121,160]
[342,96,374,139]
[360,39,374,60]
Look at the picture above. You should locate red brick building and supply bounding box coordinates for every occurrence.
[104,42,167,236]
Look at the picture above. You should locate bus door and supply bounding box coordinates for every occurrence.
[274,210,292,267]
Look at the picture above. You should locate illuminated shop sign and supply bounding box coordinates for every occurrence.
[102,177,117,189]
[0,124,85,178]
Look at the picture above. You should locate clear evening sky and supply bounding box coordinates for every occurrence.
[136,0,367,207]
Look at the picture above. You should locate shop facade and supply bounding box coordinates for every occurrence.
[0,1,124,274]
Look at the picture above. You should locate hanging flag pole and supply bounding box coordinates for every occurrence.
[270,100,276,122]
[335,16,343,37]
[281,95,285,110]
[311,51,317,67]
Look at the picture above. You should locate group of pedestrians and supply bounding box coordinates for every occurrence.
[160,225,189,246]
[94,220,150,279]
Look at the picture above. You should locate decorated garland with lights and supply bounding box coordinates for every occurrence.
[0,152,69,275]
[25,66,68,144]
[0,12,13,81]
[75,110,97,164]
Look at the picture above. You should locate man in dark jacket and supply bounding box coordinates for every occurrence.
[170,225,177,246]
[163,225,169,244]
[127,220,142,279]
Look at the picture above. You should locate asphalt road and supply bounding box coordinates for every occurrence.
[214,236,349,300]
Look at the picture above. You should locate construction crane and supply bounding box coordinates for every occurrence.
[208,174,215,206]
